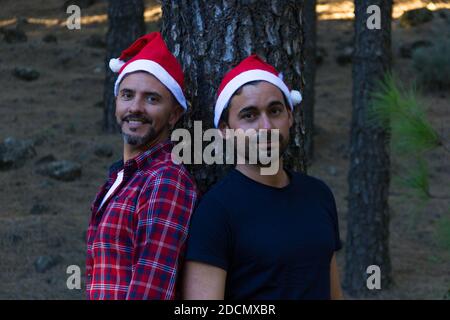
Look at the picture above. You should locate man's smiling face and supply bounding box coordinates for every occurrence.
[115,71,182,148]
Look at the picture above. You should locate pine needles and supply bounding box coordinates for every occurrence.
[369,73,448,201]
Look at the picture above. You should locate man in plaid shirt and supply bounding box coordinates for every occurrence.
[86,32,198,300]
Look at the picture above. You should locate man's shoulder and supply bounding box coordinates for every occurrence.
[291,171,334,199]
[141,159,197,192]
[292,170,326,186]
[194,169,241,210]
[203,167,240,193]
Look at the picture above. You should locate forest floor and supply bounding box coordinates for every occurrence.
[0,0,448,299]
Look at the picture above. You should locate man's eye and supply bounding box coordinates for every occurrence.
[146,95,158,104]
[242,113,255,120]
[271,108,282,115]
[121,92,133,100]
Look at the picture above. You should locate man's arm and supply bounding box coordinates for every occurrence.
[126,169,197,299]
[330,253,344,300]
[182,261,227,300]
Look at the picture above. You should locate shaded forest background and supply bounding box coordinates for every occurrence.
[0,0,449,299]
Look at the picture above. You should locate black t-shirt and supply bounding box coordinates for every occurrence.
[185,168,342,300]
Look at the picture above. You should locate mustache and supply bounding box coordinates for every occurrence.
[122,114,152,123]
[254,131,284,144]
[233,131,285,144]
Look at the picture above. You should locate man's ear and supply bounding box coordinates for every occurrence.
[114,96,120,117]
[169,104,184,129]
[218,120,231,139]
[287,106,294,129]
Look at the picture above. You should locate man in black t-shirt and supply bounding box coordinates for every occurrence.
[182,55,343,300]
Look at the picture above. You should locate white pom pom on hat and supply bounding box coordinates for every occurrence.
[290,90,302,105]
[109,58,125,73]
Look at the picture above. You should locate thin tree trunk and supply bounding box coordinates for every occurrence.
[302,0,317,163]
[103,0,145,133]
[161,0,306,193]
[344,0,393,297]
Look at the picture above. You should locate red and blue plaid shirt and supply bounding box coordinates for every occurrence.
[86,140,198,299]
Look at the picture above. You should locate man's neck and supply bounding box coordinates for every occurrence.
[123,145,144,163]
[123,134,168,163]
[235,159,289,188]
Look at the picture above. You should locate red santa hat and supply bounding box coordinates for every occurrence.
[214,54,302,127]
[109,32,187,110]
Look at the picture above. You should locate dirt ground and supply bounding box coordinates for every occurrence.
[0,0,448,299]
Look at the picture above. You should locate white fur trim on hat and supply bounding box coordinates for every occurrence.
[114,59,187,110]
[214,69,294,128]
[109,58,125,73]
[290,90,302,105]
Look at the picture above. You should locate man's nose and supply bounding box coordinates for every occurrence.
[258,113,274,130]
[129,96,145,113]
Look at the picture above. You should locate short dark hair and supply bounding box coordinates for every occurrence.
[118,70,180,107]
[218,80,290,126]
[219,80,262,126]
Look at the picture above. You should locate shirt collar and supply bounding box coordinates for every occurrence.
[133,139,173,170]
[108,159,124,176]
[108,139,173,176]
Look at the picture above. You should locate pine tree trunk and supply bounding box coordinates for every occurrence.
[302,0,317,163]
[344,0,393,297]
[103,0,145,133]
[161,0,306,193]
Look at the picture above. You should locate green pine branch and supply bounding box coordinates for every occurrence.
[368,73,448,202]
[369,73,443,156]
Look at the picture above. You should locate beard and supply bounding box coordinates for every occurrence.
[122,128,157,146]
[118,114,158,147]
[234,130,289,166]
[258,132,289,167]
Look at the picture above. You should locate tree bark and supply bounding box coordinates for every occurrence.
[344,0,393,297]
[103,0,146,133]
[302,0,317,163]
[161,0,306,193]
